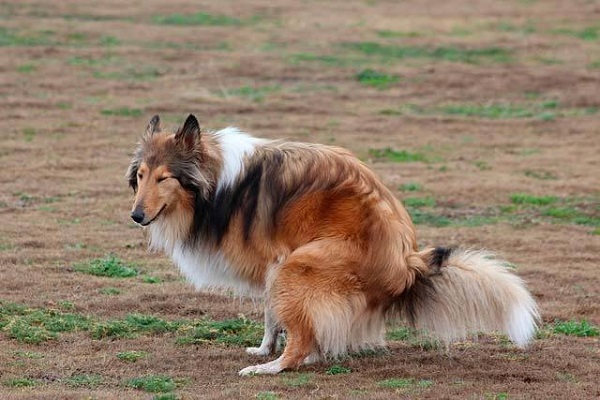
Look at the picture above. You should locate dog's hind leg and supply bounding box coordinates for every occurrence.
[239,279,316,375]
[246,305,281,356]
[239,240,363,375]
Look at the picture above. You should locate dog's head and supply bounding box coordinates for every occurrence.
[126,114,211,226]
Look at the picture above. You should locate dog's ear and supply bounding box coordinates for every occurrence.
[146,115,161,136]
[175,114,201,150]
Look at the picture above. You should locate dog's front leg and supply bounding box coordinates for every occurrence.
[246,305,280,356]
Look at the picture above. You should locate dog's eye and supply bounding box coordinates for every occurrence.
[157,176,169,183]
[137,173,143,180]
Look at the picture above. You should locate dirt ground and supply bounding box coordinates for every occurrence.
[1,0,599,398]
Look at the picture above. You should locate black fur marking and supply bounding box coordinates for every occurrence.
[394,273,437,327]
[391,247,453,325]
[127,170,138,192]
[181,160,264,246]
[428,247,453,275]
[211,162,263,244]
[188,186,213,245]
[262,150,293,226]
[126,147,143,192]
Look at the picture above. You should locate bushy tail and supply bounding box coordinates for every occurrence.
[394,248,540,347]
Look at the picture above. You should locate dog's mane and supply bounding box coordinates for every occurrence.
[186,141,370,247]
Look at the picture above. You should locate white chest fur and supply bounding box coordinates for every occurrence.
[171,244,255,294]
[148,223,256,295]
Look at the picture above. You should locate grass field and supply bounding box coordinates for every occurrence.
[1,0,599,398]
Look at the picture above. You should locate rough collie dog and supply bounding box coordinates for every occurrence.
[126,114,539,375]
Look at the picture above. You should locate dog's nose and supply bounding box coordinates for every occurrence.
[131,209,145,223]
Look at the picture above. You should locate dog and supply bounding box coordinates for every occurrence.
[126,114,539,375]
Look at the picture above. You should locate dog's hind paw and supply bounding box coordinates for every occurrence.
[245,346,271,356]
[239,358,283,376]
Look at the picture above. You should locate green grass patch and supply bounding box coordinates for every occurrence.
[543,207,579,219]
[17,63,36,73]
[22,128,36,142]
[524,170,557,180]
[117,350,149,363]
[282,373,313,387]
[553,320,599,337]
[65,374,103,388]
[355,69,399,88]
[68,54,121,68]
[449,27,472,37]
[455,215,500,227]
[74,254,139,278]
[94,66,162,81]
[519,147,542,157]
[126,375,177,393]
[344,42,512,64]
[144,40,231,51]
[288,52,353,67]
[154,394,180,400]
[13,350,44,359]
[0,27,54,46]
[68,54,162,84]
[0,301,91,344]
[510,193,558,206]
[381,101,596,120]
[440,103,541,119]
[143,276,162,284]
[377,30,421,38]
[386,326,440,349]
[59,13,132,22]
[223,85,281,102]
[408,209,452,227]
[386,326,413,341]
[1,300,268,348]
[503,195,599,231]
[67,32,88,43]
[92,314,180,339]
[59,301,75,311]
[378,377,434,389]
[256,392,280,400]
[485,393,509,400]
[551,26,600,41]
[493,21,536,35]
[100,287,121,295]
[380,104,421,116]
[176,317,262,347]
[101,107,144,117]
[4,377,37,387]
[153,12,242,26]
[399,182,422,192]
[325,365,352,375]
[368,148,428,163]
[474,160,491,171]
[99,35,120,46]
[556,372,577,383]
[403,197,436,208]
